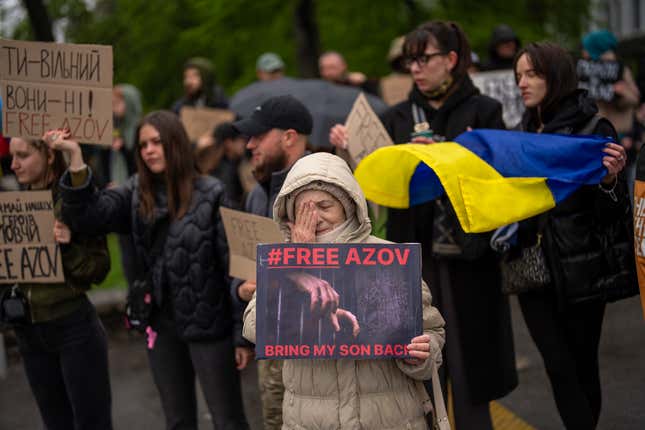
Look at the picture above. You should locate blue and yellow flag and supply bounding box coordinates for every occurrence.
[354,129,611,233]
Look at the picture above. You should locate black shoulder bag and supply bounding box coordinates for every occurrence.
[500,215,552,295]
[124,217,170,333]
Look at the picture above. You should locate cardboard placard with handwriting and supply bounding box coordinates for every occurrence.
[345,93,393,169]
[0,191,65,283]
[180,107,235,142]
[0,39,113,146]
[220,207,284,281]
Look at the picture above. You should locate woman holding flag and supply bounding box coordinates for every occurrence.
[333,21,519,430]
[513,42,634,429]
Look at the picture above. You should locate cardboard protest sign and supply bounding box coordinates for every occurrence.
[180,106,235,142]
[220,207,283,281]
[380,74,413,106]
[255,243,422,359]
[576,59,622,102]
[0,39,113,145]
[0,191,64,283]
[472,70,525,128]
[345,93,393,169]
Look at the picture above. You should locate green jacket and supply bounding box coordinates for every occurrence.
[1,186,110,323]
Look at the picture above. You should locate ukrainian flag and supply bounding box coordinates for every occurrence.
[354,129,612,233]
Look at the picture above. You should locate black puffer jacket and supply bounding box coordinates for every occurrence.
[59,171,235,342]
[518,90,637,307]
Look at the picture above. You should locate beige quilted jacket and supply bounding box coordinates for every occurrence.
[244,153,445,430]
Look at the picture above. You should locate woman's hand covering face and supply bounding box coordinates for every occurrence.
[288,201,318,243]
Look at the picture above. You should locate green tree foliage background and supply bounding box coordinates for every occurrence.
[4,0,591,111]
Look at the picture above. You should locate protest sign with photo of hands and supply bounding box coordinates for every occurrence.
[255,243,422,360]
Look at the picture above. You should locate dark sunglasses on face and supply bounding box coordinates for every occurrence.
[403,52,447,69]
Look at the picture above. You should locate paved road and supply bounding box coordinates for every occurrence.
[0,313,264,430]
[1,296,643,429]
[499,296,645,430]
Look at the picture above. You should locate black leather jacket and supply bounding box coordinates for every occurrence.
[518,90,637,306]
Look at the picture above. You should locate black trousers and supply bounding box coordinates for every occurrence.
[518,291,605,429]
[147,311,249,430]
[15,297,113,430]
[430,262,493,430]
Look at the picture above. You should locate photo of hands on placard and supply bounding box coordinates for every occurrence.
[259,261,417,353]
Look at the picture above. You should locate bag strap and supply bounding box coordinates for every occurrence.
[431,362,451,430]
[412,103,427,125]
[413,354,451,430]
[536,213,549,236]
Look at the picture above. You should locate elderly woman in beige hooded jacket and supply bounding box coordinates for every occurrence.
[243,152,446,430]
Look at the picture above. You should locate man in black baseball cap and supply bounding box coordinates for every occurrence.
[231,95,313,430]
[233,95,312,185]
[233,95,313,138]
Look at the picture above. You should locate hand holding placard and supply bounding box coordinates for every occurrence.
[0,191,65,283]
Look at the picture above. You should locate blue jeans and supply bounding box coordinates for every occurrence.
[14,297,113,430]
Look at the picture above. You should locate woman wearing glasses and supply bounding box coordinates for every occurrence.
[331,20,517,430]
[47,111,250,430]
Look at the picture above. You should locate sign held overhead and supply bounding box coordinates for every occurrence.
[0,39,113,146]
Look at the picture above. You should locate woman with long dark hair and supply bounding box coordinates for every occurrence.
[331,20,518,430]
[513,42,631,429]
[0,136,112,430]
[48,110,250,430]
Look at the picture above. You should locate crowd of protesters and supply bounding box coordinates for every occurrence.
[0,17,642,430]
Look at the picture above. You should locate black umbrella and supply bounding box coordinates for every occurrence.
[230,77,388,148]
